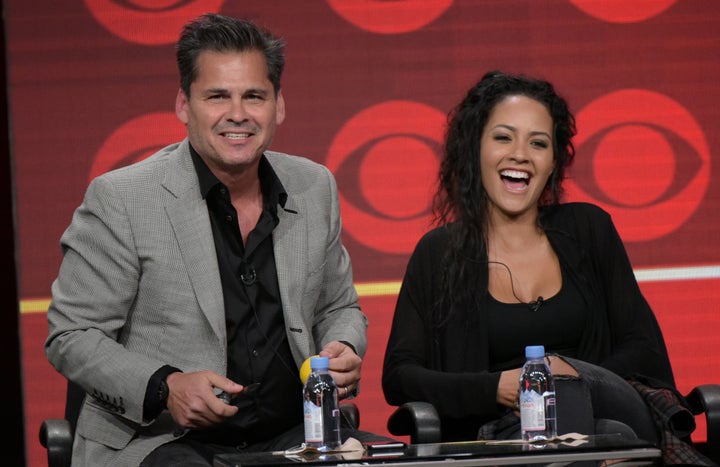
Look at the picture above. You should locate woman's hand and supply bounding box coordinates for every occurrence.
[497,368,522,412]
[497,357,578,414]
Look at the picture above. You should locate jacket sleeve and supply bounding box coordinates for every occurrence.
[307,165,368,358]
[583,205,676,386]
[45,175,161,424]
[382,229,504,420]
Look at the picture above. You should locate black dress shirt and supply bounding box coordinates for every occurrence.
[176,146,302,444]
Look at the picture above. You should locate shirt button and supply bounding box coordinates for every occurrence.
[252,349,259,357]
[225,215,232,222]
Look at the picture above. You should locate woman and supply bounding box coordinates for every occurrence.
[382,71,684,447]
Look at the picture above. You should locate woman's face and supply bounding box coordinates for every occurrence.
[480,94,554,221]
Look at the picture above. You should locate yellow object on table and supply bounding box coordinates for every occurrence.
[300,355,319,384]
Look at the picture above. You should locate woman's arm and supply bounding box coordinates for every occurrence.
[382,229,504,420]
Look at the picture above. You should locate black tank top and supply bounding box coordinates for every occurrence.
[485,267,587,371]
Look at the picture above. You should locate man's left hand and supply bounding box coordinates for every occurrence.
[319,341,361,399]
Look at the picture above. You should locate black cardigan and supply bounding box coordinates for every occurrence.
[382,202,676,441]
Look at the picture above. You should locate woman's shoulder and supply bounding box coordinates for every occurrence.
[414,225,450,249]
[405,225,450,264]
[543,202,613,229]
[401,226,450,282]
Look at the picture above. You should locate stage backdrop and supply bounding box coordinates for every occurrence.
[8,1,720,466]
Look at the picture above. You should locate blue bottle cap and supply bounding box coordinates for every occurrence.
[310,356,330,370]
[525,345,545,359]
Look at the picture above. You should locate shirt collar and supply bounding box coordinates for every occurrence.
[189,144,288,211]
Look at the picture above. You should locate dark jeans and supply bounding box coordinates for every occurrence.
[140,422,395,467]
[486,357,659,445]
[559,357,659,444]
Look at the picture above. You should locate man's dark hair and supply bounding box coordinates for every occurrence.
[176,13,285,96]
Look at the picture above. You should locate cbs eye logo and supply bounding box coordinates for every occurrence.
[568,0,676,23]
[325,101,445,254]
[565,89,710,242]
[89,113,185,181]
[84,0,224,45]
[327,0,452,34]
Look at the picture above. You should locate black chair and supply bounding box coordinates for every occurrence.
[387,384,720,463]
[39,381,361,467]
[686,384,720,463]
[38,381,84,467]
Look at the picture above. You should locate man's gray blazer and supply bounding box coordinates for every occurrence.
[45,139,368,466]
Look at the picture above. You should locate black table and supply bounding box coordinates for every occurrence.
[213,433,661,466]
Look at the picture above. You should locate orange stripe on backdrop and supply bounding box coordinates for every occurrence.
[21,275,720,466]
[18,284,403,314]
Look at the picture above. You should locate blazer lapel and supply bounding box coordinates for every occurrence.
[162,143,226,344]
[273,195,311,364]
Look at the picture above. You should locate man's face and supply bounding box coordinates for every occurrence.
[175,49,285,177]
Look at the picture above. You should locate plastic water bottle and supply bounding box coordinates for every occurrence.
[519,345,557,441]
[303,356,342,450]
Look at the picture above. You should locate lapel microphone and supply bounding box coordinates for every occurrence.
[528,296,544,312]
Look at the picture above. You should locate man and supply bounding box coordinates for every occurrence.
[46,13,373,466]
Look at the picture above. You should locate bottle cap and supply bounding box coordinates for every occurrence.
[525,345,545,359]
[310,356,330,370]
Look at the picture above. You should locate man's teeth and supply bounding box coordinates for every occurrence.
[225,133,249,139]
[500,170,528,180]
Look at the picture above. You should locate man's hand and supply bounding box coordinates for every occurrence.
[165,371,243,429]
[319,341,361,399]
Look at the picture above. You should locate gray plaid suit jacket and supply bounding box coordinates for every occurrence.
[45,139,367,466]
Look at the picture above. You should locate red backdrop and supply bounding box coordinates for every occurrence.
[8,1,720,466]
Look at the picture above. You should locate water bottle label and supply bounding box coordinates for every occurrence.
[303,400,324,443]
[520,389,546,431]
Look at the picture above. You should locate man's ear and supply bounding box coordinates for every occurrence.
[175,88,189,124]
[275,90,286,125]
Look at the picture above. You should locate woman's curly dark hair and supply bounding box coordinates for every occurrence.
[435,70,576,226]
[432,70,577,328]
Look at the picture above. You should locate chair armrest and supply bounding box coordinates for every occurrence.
[340,402,360,429]
[39,418,73,467]
[387,401,441,444]
[685,384,720,445]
